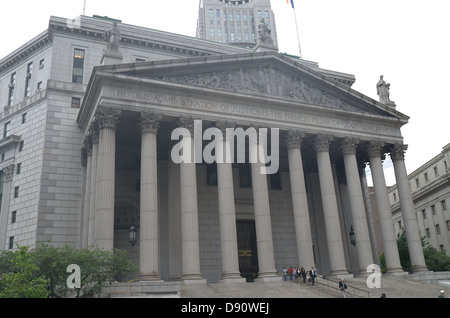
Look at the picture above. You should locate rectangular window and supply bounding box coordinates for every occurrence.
[270,171,281,190]
[3,122,11,138]
[431,204,436,215]
[14,186,19,198]
[8,237,14,249]
[422,209,426,219]
[239,164,252,188]
[441,200,447,211]
[39,58,45,69]
[72,48,85,84]
[424,172,429,183]
[436,224,441,235]
[8,72,16,106]
[16,163,21,175]
[24,62,33,98]
[22,113,27,124]
[206,163,217,186]
[447,220,450,232]
[434,166,439,177]
[71,97,81,108]
[19,140,24,152]
[11,211,16,223]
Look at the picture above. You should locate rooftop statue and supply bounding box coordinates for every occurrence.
[257,18,274,46]
[104,22,121,52]
[376,75,391,104]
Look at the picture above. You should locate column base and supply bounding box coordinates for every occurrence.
[410,265,430,273]
[181,273,207,285]
[328,269,350,277]
[384,267,408,276]
[138,273,161,281]
[255,271,281,282]
[220,272,246,283]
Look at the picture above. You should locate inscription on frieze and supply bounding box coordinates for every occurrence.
[107,88,400,137]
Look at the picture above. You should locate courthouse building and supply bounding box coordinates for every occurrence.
[0,5,429,283]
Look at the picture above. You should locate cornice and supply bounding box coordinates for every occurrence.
[0,31,52,74]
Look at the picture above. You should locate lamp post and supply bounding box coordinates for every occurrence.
[129,225,137,247]
[349,225,356,246]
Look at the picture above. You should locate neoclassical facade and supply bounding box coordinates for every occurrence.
[77,44,428,281]
[0,14,429,284]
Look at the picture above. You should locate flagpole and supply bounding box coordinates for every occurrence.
[291,4,302,59]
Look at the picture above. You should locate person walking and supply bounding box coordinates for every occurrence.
[339,278,348,298]
[309,267,316,286]
[282,267,288,281]
[300,267,307,283]
[288,266,293,281]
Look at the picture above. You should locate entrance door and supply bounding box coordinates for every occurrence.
[236,220,258,281]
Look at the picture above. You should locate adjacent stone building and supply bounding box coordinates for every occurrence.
[0,11,429,283]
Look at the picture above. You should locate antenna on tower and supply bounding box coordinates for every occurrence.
[83,0,86,15]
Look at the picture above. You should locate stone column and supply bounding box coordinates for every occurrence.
[249,128,277,280]
[139,113,162,280]
[341,138,374,273]
[88,124,99,248]
[0,164,14,250]
[216,123,245,282]
[285,131,315,268]
[94,108,121,251]
[367,141,403,274]
[390,144,428,272]
[314,135,348,276]
[168,158,182,280]
[178,117,204,282]
[81,139,91,249]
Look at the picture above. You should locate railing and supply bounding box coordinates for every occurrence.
[315,276,372,298]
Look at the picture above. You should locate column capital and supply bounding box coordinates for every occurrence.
[96,107,121,130]
[3,164,14,182]
[178,117,196,134]
[341,137,359,155]
[285,131,305,149]
[390,143,408,161]
[215,121,235,134]
[88,122,99,144]
[313,134,333,152]
[367,141,385,158]
[140,113,162,134]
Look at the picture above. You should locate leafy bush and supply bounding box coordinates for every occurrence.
[0,245,138,298]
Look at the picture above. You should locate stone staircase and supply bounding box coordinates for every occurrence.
[99,273,450,298]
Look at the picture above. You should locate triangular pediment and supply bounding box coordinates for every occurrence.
[98,51,407,120]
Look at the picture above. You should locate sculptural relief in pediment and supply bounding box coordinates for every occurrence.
[156,65,364,113]
[154,66,362,112]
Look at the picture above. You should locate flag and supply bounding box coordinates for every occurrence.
[290,0,295,9]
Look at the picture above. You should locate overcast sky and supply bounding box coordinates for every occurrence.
[1,0,449,185]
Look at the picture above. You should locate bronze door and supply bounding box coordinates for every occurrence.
[236,220,258,281]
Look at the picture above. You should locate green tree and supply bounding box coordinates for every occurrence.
[0,246,49,298]
[32,244,138,298]
[396,229,450,272]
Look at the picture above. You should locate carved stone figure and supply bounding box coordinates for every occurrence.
[376,75,391,104]
[104,22,121,52]
[257,18,273,45]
